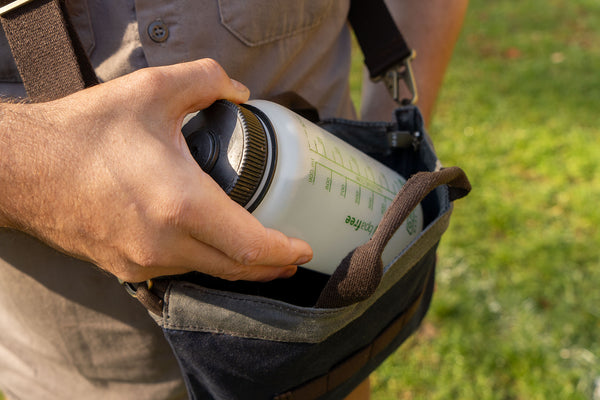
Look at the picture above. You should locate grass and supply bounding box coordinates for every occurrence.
[366,0,600,399]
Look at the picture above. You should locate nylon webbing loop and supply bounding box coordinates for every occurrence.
[0,0,98,101]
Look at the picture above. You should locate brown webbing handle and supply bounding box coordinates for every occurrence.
[316,166,471,309]
[0,0,98,101]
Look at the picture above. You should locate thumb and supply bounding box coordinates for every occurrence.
[159,58,250,117]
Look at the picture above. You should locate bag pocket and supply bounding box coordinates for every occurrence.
[217,0,334,46]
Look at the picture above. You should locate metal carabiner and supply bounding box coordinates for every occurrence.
[375,50,418,106]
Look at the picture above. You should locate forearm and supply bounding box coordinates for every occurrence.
[0,99,97,252]
[360,0,469,126]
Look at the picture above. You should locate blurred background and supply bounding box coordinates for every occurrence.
[359,0,600,398]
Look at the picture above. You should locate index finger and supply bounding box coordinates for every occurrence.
[158,58,251,117]
[187,174,313,267]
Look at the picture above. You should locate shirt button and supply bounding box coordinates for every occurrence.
[148,20,169,43]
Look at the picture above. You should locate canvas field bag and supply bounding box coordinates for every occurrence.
[129,112,470,399]
[1,0,471,398]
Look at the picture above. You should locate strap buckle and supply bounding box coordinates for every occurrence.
[0,0,35,16]
[374,50,418,106]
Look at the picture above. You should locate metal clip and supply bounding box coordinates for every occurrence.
[0,0,35,16]
[374,50,418,106]
[387,130,422,151]
[386,131,413,149]
[118,278,153,298]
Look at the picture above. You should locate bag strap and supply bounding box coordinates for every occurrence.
[349,0,410,79]
[315,166,471,309]
[0,0,98,102]
[348,0,418,105]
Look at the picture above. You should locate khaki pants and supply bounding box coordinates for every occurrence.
[0,229,186,400]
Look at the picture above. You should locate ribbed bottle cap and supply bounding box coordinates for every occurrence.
[183,100,269,207]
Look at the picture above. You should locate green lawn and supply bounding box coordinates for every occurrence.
[369,0,600,399]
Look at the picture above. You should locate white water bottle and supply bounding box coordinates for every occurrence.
[183,100,423,275]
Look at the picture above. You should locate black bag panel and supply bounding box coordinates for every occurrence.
[162,247,437,400]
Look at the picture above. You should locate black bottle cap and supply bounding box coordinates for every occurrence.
[183,100,270,208]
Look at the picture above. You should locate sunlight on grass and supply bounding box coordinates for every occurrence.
[369,0,600,399]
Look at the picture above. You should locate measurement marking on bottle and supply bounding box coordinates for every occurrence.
[333,146,344,165]
[312,161,395,203]
[317,137,327,158]
[308,148,396,195]
[349,156,359,175]
[379,174,390,191]
[365,166,375,181]
[381,200,388,215]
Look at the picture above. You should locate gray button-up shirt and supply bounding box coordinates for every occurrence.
[0,0,355,119]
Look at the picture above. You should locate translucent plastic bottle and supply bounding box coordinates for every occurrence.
[183,100,423,275]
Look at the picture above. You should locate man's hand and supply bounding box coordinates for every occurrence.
[0,59,312,282]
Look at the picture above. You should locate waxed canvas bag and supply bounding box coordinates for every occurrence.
[128,103,470,399]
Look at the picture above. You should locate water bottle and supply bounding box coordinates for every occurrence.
[182,100,423,275]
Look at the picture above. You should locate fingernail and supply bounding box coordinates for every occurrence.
[231,79,249,93]
[294,255,312,266]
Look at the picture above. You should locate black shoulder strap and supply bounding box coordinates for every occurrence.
[348,0,411,79]
[348,0,418,105]
[0,0,98,102]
